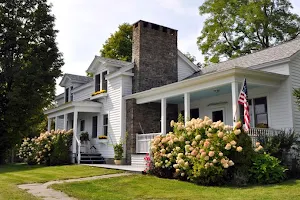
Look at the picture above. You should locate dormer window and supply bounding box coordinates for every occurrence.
[70,86,73,101]
[95,71,107,92]
[95,74,100,92]
[102,71,107,91]
[65,88,69,102]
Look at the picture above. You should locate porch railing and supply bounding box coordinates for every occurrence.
[136,133,161,153]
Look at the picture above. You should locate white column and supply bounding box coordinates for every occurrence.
[47,118,51,132]
[184,93,190,123]
[55,116,58,130]
[161,98,167,135]
[63,114,68,130]
[231,81,240,125]
[72,111,78,161]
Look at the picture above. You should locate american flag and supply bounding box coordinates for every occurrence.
[238,78,250,131]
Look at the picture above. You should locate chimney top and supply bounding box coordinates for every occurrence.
[133,20,177,35]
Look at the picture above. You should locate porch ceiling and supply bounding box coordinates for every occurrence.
[165,84,258,104]
[127,67,287,104]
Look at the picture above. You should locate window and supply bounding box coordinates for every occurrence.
[92,116,97,138]
[240,97,268,128]
[65,88,69,102]
[102,71,107,91]
[71,120,74,128]
[180,108,200,120]
[70,87,73,101]
[80,120,85,131]
[212,110,223,122]
[103,114,108,136]
[95,74,100,92]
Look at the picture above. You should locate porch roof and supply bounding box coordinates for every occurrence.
[125,67,288,104]
[44,101,102,117]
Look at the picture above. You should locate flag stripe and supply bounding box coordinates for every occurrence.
[238,79,250,131]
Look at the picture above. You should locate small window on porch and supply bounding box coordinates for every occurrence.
[212,110,223,122]
[95,74,100,92]
[80,120,85,131]
[103,114,108,136]
[92,116,97,138]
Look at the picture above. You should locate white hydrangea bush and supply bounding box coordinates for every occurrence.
[150,116,247,185]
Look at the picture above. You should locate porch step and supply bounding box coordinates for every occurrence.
[79,153,106,164]
[131,154,146,167]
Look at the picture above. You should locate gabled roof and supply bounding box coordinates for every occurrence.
[177,50,200,72]
[59,73,93,87]
[86,56,133,73]
[187,37,300,79]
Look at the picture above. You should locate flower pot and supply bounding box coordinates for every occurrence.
[114,160,122,165]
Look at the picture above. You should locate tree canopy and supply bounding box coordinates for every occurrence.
[100,23,133,62]
[197,0,300,63]
[0,0,63,163]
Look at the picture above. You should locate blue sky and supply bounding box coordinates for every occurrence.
[49,0,300,94]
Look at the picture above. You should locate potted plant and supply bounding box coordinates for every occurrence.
[112,138,124,165]
[80,132,89,143]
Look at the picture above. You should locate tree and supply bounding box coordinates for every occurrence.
[184,52,197,63]
[100,23,133,62]
[197,0,300,63]
[0,0,63,163]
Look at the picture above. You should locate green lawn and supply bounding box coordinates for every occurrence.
[52,175,300,200]
[0,164,121,200]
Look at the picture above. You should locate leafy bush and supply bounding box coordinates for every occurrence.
[258,129,299,161]
[112,137,124,160]
[18,129,73,165]
[150,116,247,185]
[249,153,287,184]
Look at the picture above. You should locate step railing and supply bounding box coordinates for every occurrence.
[136,133,161,153]
[74,134,81,164]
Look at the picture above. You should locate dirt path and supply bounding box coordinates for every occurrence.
[18,173,132,200]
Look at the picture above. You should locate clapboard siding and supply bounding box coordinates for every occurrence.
[290,53,300,132]
[73,85,93,101]
[178,56,196,81]
[122,75,132,96]
[90,76,122,158]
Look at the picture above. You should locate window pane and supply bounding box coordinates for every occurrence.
[104,126,108,136]
[103,114,108,125]
[102,71,107,91]
[95,74,100,92]
[212,110,223,122]
[256,114,268,127]
[190,108,199,119]
[80,120,85,131]
[65,88,69,102]
[92,116,97,138]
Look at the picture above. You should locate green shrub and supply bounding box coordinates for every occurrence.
[80,132,89,142]
[249,153,287,184]
[49,133,72,165]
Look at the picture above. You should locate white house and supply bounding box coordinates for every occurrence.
[44,20,300,165]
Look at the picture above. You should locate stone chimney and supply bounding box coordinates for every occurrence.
[132,20,178,93]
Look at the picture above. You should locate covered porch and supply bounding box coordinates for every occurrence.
[44,101,102,163]
[126,67,289,153]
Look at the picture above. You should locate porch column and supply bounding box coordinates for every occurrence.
[184,92,190,123]
[63,114,68,130]
[72,110,78,162]
[55,116,58,130]
[231,81,240,124]
[47,117,51,132]
[161,98,167,135]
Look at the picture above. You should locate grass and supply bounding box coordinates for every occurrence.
[0,164,121,200]
[52,175,300,200]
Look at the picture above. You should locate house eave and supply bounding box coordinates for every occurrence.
[124,66,288,102]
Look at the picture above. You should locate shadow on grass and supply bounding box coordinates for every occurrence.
[0,163,48,174]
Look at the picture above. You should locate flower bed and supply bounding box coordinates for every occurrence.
[92,90,106,96]
[18,129,73,166]
[147,116,286,185]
